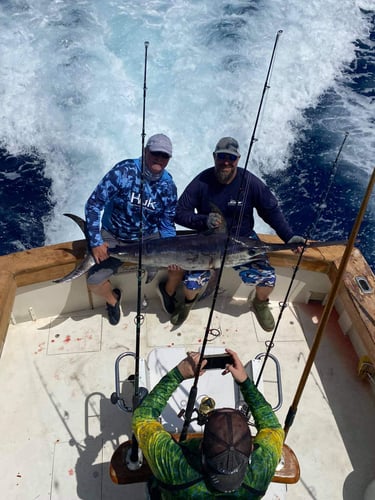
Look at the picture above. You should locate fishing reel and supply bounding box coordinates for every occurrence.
[178,396,216,426]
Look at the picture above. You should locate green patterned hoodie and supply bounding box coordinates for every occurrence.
[132,367,284,499]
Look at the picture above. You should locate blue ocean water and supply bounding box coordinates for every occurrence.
[0,1,374,271]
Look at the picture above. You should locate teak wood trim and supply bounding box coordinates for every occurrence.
[109,436,300,486]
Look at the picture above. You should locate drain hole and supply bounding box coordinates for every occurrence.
[355,276,373,294]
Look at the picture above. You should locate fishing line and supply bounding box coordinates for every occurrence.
[129,40,149,464]
[307,131,349,239]
[254,131,350,388]
[179,31,283,442]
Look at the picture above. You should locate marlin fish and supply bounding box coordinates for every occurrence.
[54,213,347,284]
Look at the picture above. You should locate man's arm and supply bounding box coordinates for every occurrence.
[157,175,178,238]
[85,164,122,248]
[224,348,284,479]
[132,353,206,484]
[175,178,209,232]
[224,348,281,430]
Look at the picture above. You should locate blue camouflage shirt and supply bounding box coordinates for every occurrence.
[85,158,177,248]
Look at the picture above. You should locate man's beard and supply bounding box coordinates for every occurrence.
[215,167,235,184]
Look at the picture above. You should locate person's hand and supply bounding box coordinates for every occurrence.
[92,243,109,264]
[222,348,248,384]
[207,212,223,230]
[167,264,184,271]
[287,235,305,254]
[177,352,207,379]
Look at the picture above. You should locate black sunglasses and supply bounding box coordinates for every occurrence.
[216,153,238,162]
[150,151,170,159]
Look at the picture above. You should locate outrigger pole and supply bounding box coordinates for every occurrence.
[128,40,150,466]
[284,167,375,439]
[179,30,283,442]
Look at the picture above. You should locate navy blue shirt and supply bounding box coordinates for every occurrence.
[175,167,294,242]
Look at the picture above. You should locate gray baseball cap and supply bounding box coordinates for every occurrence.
[214,137,240,157]
[146,134,172,157]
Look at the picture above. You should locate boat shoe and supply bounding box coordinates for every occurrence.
[170,295,199,326]
[106,288,121,325]
[157,281,177,315]
[252,296,275,332]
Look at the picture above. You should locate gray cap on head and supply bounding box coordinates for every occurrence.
[214,137,240,157]
[146,134,172,157]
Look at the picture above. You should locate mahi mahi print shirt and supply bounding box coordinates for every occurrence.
[85,158,177,248]
[132,368,284,499]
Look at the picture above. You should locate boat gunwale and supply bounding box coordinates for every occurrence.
[1,235,374,371]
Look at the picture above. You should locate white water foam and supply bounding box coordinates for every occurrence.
[0,0,371,243]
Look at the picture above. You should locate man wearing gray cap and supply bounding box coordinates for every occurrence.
[167,137,304,330]
[85,133,180,325]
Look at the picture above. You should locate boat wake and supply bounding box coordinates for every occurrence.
[0,1,374,269]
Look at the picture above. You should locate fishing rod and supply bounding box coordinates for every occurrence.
[307,131,349,239]
[284,167,375,438]
[133,40,149,405]
[236,29,283,229]
[255,132,350,387]
[179,31,283,442]
[242,31,283,169]
[128,40,149,465]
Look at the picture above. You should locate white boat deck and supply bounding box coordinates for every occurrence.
[1,269,375,499]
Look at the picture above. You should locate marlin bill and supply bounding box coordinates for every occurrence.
[54,214,347,284]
